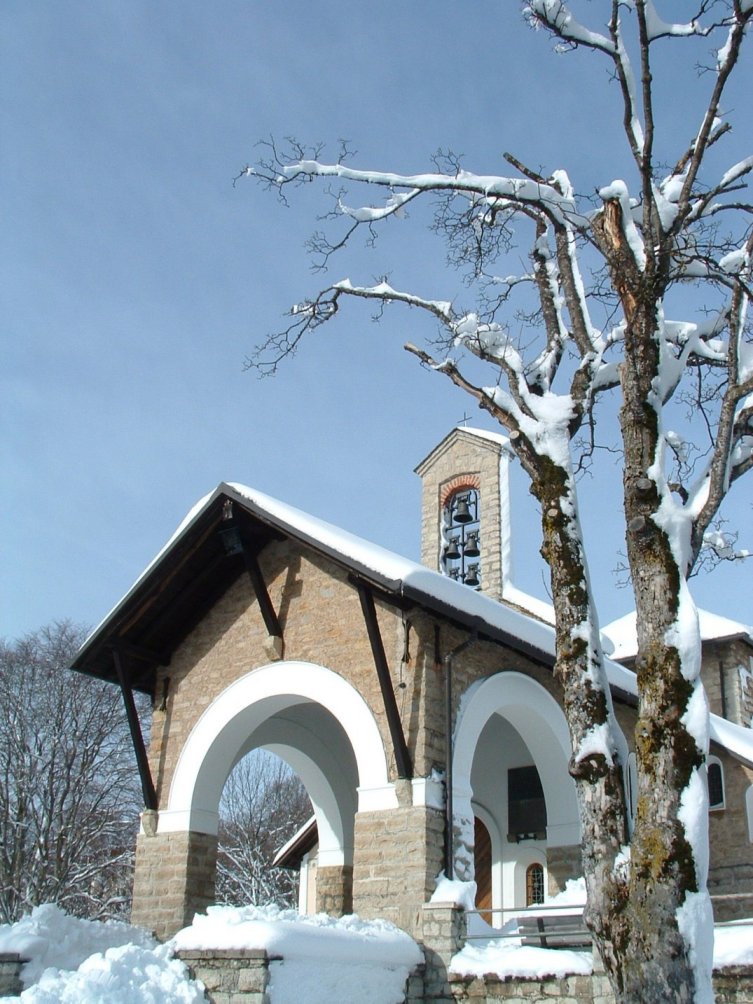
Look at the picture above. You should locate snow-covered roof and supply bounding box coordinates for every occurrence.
[272,816,318,869]
[74,482,753,768]
[601,609,753,661]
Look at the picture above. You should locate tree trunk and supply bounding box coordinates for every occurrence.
[614,299,711,1002]
[520,441,630,986]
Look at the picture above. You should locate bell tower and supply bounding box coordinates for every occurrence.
[414,427,515,602]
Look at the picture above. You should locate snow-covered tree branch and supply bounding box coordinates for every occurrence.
[240,3,752,1001]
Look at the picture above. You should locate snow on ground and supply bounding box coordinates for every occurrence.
[0,904,202,1003]
[1,900,752,1002]
[173,904,423,1004]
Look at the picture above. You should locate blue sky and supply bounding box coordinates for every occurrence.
[2,1,751,641]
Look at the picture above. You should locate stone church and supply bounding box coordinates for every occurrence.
[72,427,753,943]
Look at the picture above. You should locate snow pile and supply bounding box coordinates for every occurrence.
[450,877,593,979]
[714,921,753,968]
[430,873,477,912]
[8,943,205,1004]
[0,905,202,1003]
[173,904,423,1004]
[450,873,753,981]
[452,939,592,980]
[0,904,155,988]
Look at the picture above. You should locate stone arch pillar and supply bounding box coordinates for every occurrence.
[132,661,395,938]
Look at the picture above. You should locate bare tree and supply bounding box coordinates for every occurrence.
[240,3,752,1001]
[0,621,144,923]
[216,750,312,909]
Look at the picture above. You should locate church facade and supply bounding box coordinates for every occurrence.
[71,427,753,942]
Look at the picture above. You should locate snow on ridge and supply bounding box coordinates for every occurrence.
[601,609,753,661]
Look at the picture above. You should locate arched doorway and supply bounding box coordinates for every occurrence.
[133,661,396,932]
[452,672,580,912]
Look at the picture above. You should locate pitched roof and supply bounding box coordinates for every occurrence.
[70,482,753,767]
[71,481,560,692]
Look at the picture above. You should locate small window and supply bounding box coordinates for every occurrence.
[708,757,725,811]
[508,765,547,841]
[526,863,545,906]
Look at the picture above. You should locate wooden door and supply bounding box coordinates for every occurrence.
[474,816,492,923]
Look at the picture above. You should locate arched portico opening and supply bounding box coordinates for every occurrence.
[453,672,580,913]
[133,661,396,935]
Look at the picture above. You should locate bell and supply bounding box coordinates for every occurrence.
[454,498,473,523]
[464,564,480,587]
[464,532,480,557]
[444,536,461,561]
[449,568,460,580]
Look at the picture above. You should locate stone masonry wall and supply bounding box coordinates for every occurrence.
[352,802,445,936]
[708,753,753,918]
[702,639,753,727]
[176,947,753,1004]
[177,948,274,1004]
[131,830,218,940]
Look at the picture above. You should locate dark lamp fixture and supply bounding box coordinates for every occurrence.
[219,500,243,556]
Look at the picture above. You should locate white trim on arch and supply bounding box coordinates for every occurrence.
[163,660,397,836]
[453,671,581,868]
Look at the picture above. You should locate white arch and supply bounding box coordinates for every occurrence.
[161,661,396,836]
[263,742,351,867]
[453,672,580,856]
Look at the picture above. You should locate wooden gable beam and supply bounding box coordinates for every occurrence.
[241,545,283,642]
[355,580,413,780]
[111,646,158,811]
[221,501,283,652]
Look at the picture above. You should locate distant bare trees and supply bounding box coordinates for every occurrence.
[0,621,144,923]
[216,750,312,909]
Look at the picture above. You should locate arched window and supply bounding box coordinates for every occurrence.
[442,488,481,588]
[707,756,725,811]
[526,863,545,906]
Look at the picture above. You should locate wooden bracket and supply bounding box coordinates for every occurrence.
[355,581,413,779]
[112,646,158,811]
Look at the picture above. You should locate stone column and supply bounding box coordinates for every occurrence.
[351,800,444,937]
[131,826,218,940]
[315,865,353,915]
[417,902,467,1001]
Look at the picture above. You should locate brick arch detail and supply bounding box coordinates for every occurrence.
[440,474,481,508]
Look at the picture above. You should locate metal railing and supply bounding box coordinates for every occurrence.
[463,893,753,943]
[464,902,589,943]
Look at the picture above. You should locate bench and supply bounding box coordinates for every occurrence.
[516,912,592,949]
